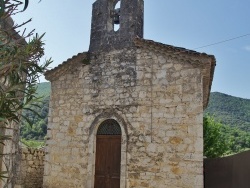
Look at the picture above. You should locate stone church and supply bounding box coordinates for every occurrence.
[44,0,216,187]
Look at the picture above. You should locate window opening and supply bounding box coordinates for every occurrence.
[113,0,121,31]
[97,119,121,135]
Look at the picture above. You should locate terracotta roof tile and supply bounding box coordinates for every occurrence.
[134,37,215,59]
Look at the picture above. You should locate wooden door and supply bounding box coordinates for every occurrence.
[94,119,122,188]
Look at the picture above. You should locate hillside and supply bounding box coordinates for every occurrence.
[35,82,51,97]
[206,92,250,132]
[21,82,51,140]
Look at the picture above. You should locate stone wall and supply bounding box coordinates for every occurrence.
[43,48,137,187]
[43,44,213,187]
[1,121,21,188]
[127,46,205,188]
[15,147,45,188]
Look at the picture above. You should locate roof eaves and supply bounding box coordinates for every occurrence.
[44,52,89,81]
[204,57,216,108]
[134,37,215,59]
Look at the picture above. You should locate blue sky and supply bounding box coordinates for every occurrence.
[13,0,250,99]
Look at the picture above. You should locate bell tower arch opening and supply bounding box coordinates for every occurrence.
[113,0,121,32]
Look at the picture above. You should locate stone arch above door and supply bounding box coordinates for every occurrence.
[86,111,128,188]
[89,109,128,138]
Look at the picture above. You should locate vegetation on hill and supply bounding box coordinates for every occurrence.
[21,82,50,140]
[21,96,49,140]
[35,82,51,97]
[20,82,51,140]
[221,125,250,154]
[204,92,250,157]
[206,92,250,132]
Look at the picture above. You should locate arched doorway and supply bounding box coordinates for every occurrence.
[94,119,122,188]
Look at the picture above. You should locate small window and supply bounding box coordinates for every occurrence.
[113,0,121,31]
[97,119,121,135]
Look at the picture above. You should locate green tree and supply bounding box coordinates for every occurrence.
[0,0,51,184]
[203,115,230,158]
[20,95,49,140]
[222,125,250,154]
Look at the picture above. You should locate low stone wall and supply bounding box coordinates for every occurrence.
[15,147,45,188]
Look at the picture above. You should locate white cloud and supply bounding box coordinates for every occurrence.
[244,46,250,52]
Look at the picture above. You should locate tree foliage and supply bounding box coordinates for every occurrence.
[21,96,49,140]
[221,125,250,154]
[18,82,50,140]
[204,115,250,158]
[0,0,51,182]
[0,0,51,127]
[204,115,230,158]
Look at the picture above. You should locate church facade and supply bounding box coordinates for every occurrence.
[44,0,216,187]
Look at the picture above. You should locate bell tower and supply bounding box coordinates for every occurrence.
[89,0,144,52]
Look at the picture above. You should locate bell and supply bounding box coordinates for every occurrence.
[113,8,120,25]
[114,15,120,24]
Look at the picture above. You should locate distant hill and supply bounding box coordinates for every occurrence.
[21,82,51,140]
[36,82,51,97]
[205,92,250,132]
